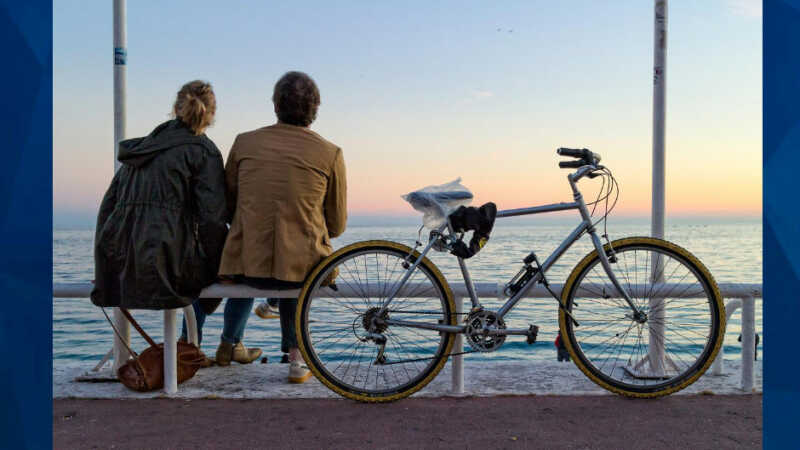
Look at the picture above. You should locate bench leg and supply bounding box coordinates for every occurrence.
[182,304,199,345]
[164,309,178,394]
[112,307,131,372]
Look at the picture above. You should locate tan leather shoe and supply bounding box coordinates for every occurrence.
[255,302,280,319]
[232,342,262,364]
[197,352,214,368]
[288,361,312,384]
[216,342,234,367]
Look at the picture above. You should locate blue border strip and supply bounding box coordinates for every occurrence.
[764,0,800,447]
[0,1,53,448]
[0,1,794,447]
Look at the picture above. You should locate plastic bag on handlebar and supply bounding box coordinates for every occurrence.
[402,178,474,228]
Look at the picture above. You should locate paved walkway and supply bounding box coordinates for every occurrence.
[54,359,762,448]
[53,395,762,449]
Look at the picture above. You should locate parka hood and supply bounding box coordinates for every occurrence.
[92,118,228,310]
[118,119,211,167]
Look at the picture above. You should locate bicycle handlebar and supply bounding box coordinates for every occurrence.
[557,147,602,163]
[557,147,587,158]
[558,160,584,169]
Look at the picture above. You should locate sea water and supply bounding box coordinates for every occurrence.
[53,217,762,366]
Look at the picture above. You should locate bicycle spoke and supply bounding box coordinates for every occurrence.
[302,246,450,397]
[566,243,720,393]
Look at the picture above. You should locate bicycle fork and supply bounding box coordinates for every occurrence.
[571,176,643,319]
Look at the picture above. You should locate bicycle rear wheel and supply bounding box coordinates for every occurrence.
[559,237,725,397]
[296,240,456,402]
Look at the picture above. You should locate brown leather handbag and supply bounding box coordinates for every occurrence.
[102,308,205,392]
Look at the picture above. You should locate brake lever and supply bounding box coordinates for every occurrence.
[586,164,605,178]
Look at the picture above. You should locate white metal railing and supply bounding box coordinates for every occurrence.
[53,282,761,395]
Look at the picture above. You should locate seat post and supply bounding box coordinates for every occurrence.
[449,222,481,310]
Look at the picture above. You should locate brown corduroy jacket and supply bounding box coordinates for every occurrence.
[218,123,347,282]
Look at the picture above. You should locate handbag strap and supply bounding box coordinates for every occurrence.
[100,307,140,359]
[178,351,208,367]
[101,307,203,366]
[118,308,159,348]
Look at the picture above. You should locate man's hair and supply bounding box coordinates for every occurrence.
[272,71,320,127]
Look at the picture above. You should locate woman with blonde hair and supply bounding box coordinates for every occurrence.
[92,80,262,365]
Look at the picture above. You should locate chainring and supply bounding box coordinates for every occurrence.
[465,309,506,352]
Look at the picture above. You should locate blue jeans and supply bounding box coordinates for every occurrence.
[233,276,302,353]
[275,298,297,353]
[223,297,296,353]
[181,298,255,345]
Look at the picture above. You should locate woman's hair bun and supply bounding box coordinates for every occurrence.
[173,80,216,135]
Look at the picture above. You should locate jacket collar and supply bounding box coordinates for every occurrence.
[117,120,212,168]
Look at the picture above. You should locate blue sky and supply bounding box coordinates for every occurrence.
[53,1,762,228]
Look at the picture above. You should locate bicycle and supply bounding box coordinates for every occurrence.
[296,148,725,402]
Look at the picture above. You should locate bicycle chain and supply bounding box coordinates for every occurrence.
[376,309,476,365]
[379,349,478,366]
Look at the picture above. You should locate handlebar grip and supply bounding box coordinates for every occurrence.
[557,148,588,158]
[559,160,584,169]
[557,147,602,163]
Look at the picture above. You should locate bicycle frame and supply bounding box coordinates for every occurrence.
[381,165,640,336]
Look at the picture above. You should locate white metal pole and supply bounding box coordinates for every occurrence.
[651,7,667,236]
[648,0,668,376]
[113,0,126,172]
[164,309,179,394]
[451,298,465,394]
[111,0,130,373]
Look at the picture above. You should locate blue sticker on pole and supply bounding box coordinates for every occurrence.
[114,47,126,65]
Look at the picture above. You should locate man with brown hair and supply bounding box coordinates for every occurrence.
[218,71,347,383]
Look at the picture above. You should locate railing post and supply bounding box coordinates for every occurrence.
[163,309,178,394]
[741,296,755,391]
[451,298,465,394]
[712,298,742,376]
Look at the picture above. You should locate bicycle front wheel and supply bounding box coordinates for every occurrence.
[297,240,456,402]
[559,237,725,397]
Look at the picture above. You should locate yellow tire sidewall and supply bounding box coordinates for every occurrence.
[558,236,726,398]
[296,240,456,402]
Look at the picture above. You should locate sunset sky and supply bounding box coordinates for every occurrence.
[53,1,762,227]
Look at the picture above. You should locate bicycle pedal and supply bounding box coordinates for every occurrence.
[525,325,539,345]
